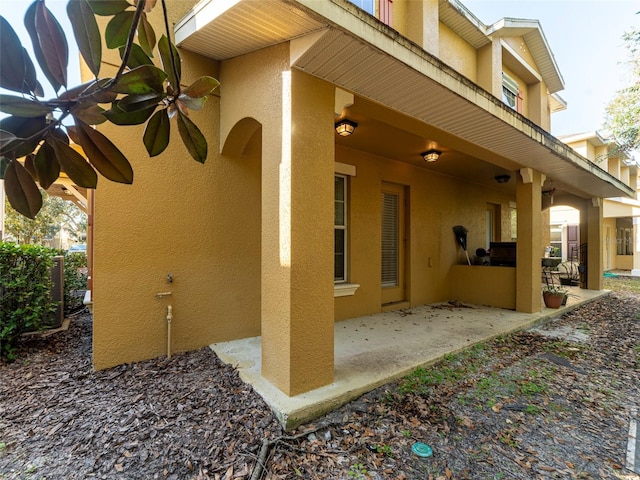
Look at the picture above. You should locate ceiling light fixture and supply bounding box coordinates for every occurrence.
[495,174,511,184]
[421,149,441,162]
[335,119,357,136]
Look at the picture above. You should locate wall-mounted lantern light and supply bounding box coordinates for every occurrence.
[421,149,441,162]
[335,119,358,136]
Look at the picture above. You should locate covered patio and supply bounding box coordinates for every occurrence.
[211,287,607,430]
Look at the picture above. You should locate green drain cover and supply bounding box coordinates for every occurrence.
[411,442,433,457]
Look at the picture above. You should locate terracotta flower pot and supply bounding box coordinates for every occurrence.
[543,291,565,309]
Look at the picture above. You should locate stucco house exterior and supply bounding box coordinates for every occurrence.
[559,132,639,274]
[85,0,636,398]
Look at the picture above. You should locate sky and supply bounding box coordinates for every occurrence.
[466,0,639,136]
[0,1,638,137]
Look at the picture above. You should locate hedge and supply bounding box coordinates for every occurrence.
[0,242,57,360]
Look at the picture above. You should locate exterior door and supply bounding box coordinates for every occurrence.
[381,183,406,305]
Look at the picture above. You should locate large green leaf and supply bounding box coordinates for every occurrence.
[62,78,118,104]
[87,0,130,16]
[178,94,207,112]
[48,136,98,189]
[119,43,153,69]
[117,93,163,113]
[177,111,207,163]
[68,0,102,77]
[74,119,133,184]
[183,76,220,98]
[0,130,17,150]
[22,47,43,96]
[110,65,167,94]
[34,1,68,89]
[103,105,155,125]
[23,153,38,179]
[0,116,47,158]
[105,10,135,49]
[34,141,60,190]
[143,109,170,157]
[24,2,60,92]
[72,104,107,125]
[158,35,181,92]
[4,159,43,219]
[0,95,53,117]
[137,12,156,57]
[0,16,29,93]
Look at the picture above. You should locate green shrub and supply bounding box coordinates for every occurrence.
[0,242,57,361]
[63,252,88,313]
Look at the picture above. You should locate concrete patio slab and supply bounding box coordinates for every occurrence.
[210,287,608,430]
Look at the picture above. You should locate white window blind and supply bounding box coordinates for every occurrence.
[381,192,399,287]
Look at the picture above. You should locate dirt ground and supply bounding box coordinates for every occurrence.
[1,277,639,479]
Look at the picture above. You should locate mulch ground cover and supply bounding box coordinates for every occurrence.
[1,277,639,479]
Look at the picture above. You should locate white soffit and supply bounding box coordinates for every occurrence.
[175,0,631,199]
[175,0,325,60]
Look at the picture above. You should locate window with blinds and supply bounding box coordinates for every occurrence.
[381,191,399,287]
[335,175,347,282]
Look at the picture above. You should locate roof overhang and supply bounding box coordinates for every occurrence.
[486,18,564,94]
[175,0,633,200]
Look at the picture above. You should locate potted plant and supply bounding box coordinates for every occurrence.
[558,261,580,286]
[542,284,568,308]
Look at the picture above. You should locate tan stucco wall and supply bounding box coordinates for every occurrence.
[451,265,516,309]
[92,4,266,369]
[602,217,617,270]
[439,23,477,81]
[334,146,513,321]
[221,44,335,395]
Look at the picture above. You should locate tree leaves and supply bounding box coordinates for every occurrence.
[33,0,68,90]
[105,11,135,49]
[48,135,98,189]
[86,0,130,16]
[158,35,181,93]
[144,109,170,157]
[2,0,218,219]
[0,17,34,94]
[137,13,156,58]
[0,95,53,118]
[67,0,102,78]
[73,120,133,184]
[4,159,43,219]
[177,111,207,163]
[109,65,167,95]
[183,76,220,99]
[34,142,60,190]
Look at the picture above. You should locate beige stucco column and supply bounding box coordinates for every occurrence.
[516,168,543,313]
[586,199,604,289]
[633,217,640,277]
[260,69,335,396]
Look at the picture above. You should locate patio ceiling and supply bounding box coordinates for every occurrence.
[175,0,634,200]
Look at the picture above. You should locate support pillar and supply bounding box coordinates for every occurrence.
[261,69,335,396]
[586,199,604,290]
[516,168,543,313]
[631,217,640,276]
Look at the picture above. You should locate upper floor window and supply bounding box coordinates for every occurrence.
[348,0,374,15]
[502,72,519,111]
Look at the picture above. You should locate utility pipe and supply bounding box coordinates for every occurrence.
[155,292,173,359]
[166,305,173,359]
